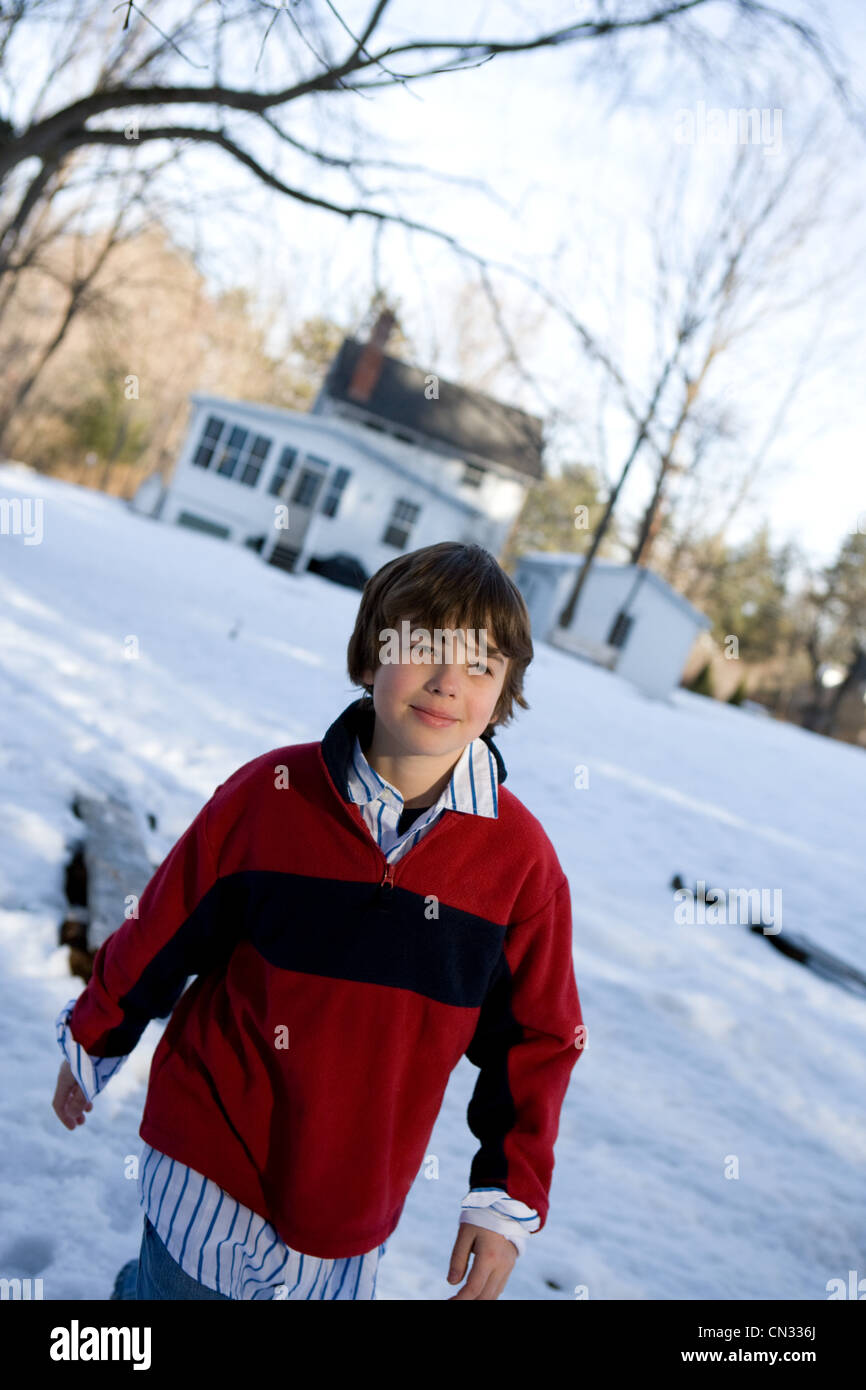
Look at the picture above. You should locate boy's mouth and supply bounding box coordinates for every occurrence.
[410,705,459,728]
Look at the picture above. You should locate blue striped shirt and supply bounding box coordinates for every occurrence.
[55,724,539,1298]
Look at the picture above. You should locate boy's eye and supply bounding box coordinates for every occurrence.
[415,644,494,676]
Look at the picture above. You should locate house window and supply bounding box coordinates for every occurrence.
[213,424,249,479]
[291,467,326,509]
[239,433,272,487]
[461,462,486,488]
[320,467,350,518]
[192,414,225,468]
[176,511,231,539]
[191,416,271,486]
[382,497,420,549]
[268,445,298,496]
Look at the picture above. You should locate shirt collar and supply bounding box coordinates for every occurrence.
[321,696,506,816]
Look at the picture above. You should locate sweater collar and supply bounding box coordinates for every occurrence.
[321,696,507,808]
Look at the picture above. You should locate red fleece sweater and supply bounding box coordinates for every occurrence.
[66,700,585,1258]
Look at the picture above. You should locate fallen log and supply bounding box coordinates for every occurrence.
[60,786,156,982]
[671,873,866,999]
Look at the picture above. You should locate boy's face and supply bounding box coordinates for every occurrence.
[360,617,509,753]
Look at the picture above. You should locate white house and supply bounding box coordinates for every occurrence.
[513,551,712,700]
[129,309,545,580]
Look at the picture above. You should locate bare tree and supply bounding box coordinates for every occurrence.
[0,1,860,497]
[0,143,191,452]
[0,1,860,300]
[554,115,861,632]
[794,530,866,733]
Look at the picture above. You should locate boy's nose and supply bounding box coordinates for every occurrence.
[426,668,461,693]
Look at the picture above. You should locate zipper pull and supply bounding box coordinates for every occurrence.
[368,858,394,913]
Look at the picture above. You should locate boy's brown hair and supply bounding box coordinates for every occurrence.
[346,541,534,737]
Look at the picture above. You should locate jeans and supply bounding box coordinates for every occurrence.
[141,1214,230,1299]
[111,1214,230,1300]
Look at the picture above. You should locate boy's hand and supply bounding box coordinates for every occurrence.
[446,1222,517,1300]
[52,1060,93,1130]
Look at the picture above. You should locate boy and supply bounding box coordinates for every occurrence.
[53,541,584,1300]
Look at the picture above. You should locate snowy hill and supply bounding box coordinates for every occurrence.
[1,460,864,1300]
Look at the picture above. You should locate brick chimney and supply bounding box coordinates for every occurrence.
[346,308,396,404]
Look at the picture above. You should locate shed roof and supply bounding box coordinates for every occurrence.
[516,551,712,629]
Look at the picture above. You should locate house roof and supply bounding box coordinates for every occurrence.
[319,337,545,481]
[516,551,712,629]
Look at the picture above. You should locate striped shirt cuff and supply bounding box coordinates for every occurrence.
[459,1188,540,1258]
[55,997,129,1103]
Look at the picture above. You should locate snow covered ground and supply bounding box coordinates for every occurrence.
[1,460,864,1301]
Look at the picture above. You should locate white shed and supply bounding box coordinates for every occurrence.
[513,551,712,700]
